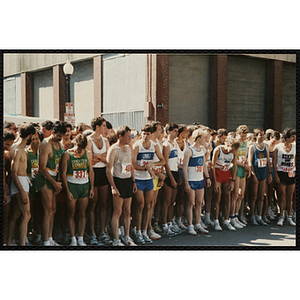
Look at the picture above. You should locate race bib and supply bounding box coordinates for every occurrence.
[141,160,150,168]
[196,165,203,173]
[269,157,273,167]
[31,168,38,179]
[179,157,184,165]
[257,158,267,168]
[55,163,59,174]
[238,156,246,164]
[206,161,212,170]
[154,166,163,173]
[73,170,87,179]
[121,163,132,174]
[221,164,230,171]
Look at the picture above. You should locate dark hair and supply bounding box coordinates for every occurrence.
[253,128,264,137]
[65,123,73,130]
[19,124,36,139]
[282,128,296,141]
[76,122,88,132]
[106,121,113,130]
[141,123,153,133]
[107,133,118,145]
[75,134,88,149]
[178,124,187,135]
[53,121,67,135]
[41,120,53,131]
[117,125,131,138]
[3,130,15,141]
[4,121,15,130]
[272,130,281,140]
[165,122,179,133]
[26,130,43,146]
[217,128,228,137]
[91,117,106,131]
[150,121,161,133]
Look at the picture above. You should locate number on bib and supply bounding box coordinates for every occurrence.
[122,163,132,174]
[196,165,203,173]
[31,168,38,178]
[141,160,150,167]
[288,171,295,178]
[73,170,86,179]
[257,158,267,168]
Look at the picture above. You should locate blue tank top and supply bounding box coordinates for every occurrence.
[252,143,268,180]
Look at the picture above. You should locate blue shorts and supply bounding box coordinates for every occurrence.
[188,180,204,191]
[135,179,154,192]
[179,168,184,182]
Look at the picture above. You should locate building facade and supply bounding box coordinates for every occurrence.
[3,52,296,132]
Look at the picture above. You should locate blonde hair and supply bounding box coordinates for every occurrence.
[192,129,208,142]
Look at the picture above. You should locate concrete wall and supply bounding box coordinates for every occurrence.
[241,54,296,63]
[169,55,210,126]
[33,69,54,119]
[282,62,296,130]
[4,75,21,115]
[227,56,266,132]
[69,60,94,125]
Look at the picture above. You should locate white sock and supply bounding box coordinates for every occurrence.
[223,219,229,225]
[49,237,53,243]
[167,222,172,227]
[70,236,77,242]
[205,213,210,220]
[257,215,262,220]
[188,224,194,229]
[214,219,219,225]
[163,223,168,228]
[137,230,142,235]
[78,236,84,242]
[43,240,51,246]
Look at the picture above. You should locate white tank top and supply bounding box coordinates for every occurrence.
[177,140,187,169]
[277,143,296,173]
[164,140,179,172]
[135,140,155,180]
[113,145,132,179]
[90,136,107,168]
[153,139,163,178]
[215,147,234,171]
[187,146,205,181]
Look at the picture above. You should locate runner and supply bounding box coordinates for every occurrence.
[60,134,94,246]
[35,121,66,246]
[106,125,138,246]
[7,124,36,246]
[161,123,181,236]
[183,128,211,235]
[211,138,239,231]
[131,123,165,244]
[230,125,251,229]
[273,128,296,226]
[41,120,53,139]
[86,116,111,245]
[248,128,272,226]
[3,131,15,246]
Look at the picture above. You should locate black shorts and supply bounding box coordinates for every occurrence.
[93,167,109,187]
[113,177,133,198]
[165,171,179,189]
[277,171,295,186]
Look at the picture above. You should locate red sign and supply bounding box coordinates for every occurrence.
[64,113,75,125]
[65,103,74,114]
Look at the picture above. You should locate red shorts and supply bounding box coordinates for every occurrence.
[215,168,232,184]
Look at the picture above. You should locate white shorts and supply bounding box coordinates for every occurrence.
[10,176,30,195]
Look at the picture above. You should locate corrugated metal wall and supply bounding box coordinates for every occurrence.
[169,55,210,126]
[227,56,266,132]
[282,62,296,131]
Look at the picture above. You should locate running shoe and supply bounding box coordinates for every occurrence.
[187,226,197,236]
[122,236,137,246]
[112,239,125,246]
[214,222,223,231]
[135,232,146,245]
[251,216,259,226]
[262,215,270,224]
[287,217,296,227]
[78,239,87,246]
[200,219,208,229]
[223,222,236,231]
[292,211,296,223]
[50,240,61,246]
[277,216,284,226]
[90,233,98,245]
[153,224,163,234]
[142,231,153,244]
[176,218,188,230]
[194,224,209,234]
[204,218,215,227]
[70,239,78,246]
[230,218,243,229]
[239,216,248,225]
[256,217,268,226]
[169,224,181,235]
[235,218,246,227]
[148,229,161,240]
[162,226,176,237]
[267,210,276,220]
[98,233,113,245]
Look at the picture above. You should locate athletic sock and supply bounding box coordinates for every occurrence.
[70,236,76,243]
[214,219,220,225]
[223,219,229,225]
[257,215,262,220]
[49,237,53,243]
[163,223,168,228]
[78,236,83,242]
[167,222,172,227]
[205,213,210,221]
[43,240,51,246]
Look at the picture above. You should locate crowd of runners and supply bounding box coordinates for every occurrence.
[3,117,296,246]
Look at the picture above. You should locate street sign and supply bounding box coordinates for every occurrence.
[65,103,74,114]
[64,113,75,125]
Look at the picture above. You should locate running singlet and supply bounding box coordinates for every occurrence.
[215,147,234,172]
[153,139,163,177]
[252,143,268,180]
[236,141,247,178]
[135,140,155,180]
[66,149,89,184]
[187,146,205,181]
[91,136,107,168]
[165,141,179,172]
[177,140,187,169]
[113,145,132,179]
[276,143,296,176]
[26,150,39,181]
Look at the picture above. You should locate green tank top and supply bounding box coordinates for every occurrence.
[45,140,64,176]
[66,149,89,184]
[26,149,39,180]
